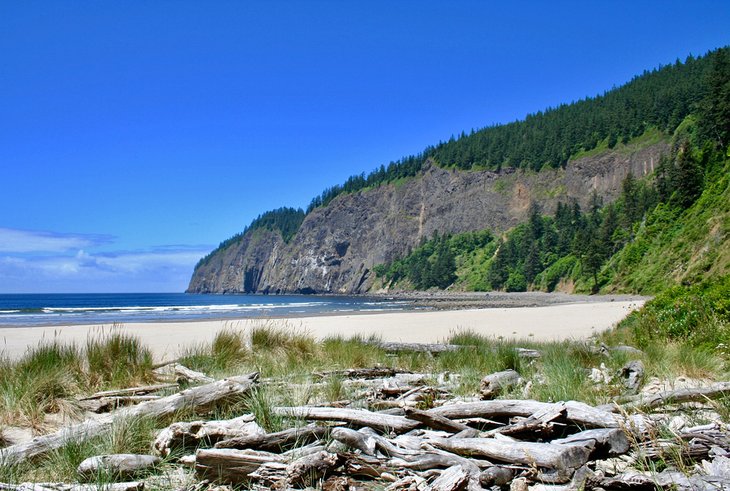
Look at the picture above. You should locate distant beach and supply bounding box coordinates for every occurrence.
[0,293,645,361]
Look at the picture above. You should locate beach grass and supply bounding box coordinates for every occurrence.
[0,312,728,484]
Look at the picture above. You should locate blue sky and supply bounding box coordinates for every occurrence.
[1,1,729,293]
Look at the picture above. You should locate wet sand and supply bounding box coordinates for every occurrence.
[0,299,644,361]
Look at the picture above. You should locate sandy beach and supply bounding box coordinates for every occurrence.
[0,299,644,361]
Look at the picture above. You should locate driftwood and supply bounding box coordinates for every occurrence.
[214,424,328,451]
[614,381,730,411]
[78,396,162,413]
[552,428,630,457]
[330,427,377,455]
[366,341,470,354]
[272,406,419,433]
[195,448,285,483]
[485,403,565,437]
[432,437,590,480]
[0,373,259,466]
[78,383,177,400]
[340,452,388,478]
[77,454,160,481]
[0,484,142,491]
[152,363,214,384]
[403,407,471,433]
[621,360,645,393]
[286,450,341,487]
[428,464,473,491]
[429,399,625,429]
[154,414,263,456]
[314,367,412,379]
[479,369,521,399]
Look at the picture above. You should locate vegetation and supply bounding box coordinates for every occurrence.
[375,47,730,296]
[373,230,493,290]
[194,206,304,268]
[0,330,156,430]
[195,48,726,280]
[306,48,725,212]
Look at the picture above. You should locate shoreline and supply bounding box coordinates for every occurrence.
[0,298,645,361]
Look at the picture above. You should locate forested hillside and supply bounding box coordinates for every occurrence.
[307,50,714,212]
[373,47,730,295]
[190,47,728,296]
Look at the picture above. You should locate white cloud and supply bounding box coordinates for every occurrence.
[0,241,213,293]
[0,227,112,253]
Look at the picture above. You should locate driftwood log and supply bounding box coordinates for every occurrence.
[431,437,590,476]
[0,373,259,466]
[428,399,628,429]
[479,369,521,399]
[77,454,160,481]
[272,406,419,433]
[612,381,730,411]
[78,384,178,400]
[403,407,471,433]
[366,341,470,354]
[154,414,264,456]
[152,363,214,384]
[0,484,143,491]
[195,448,285,483]
[215,424,329,452]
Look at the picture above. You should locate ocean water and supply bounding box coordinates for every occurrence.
[0,293,412,327]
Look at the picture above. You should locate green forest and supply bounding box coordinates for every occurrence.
[307,48,720,212]
[373,47,729,295]
[198,47,728,299]
[195,207,304,268]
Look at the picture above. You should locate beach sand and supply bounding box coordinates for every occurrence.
[0,300,643,361]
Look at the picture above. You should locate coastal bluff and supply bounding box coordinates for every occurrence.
[187,142,666,294]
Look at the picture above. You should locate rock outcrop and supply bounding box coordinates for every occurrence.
[187,143,667,294]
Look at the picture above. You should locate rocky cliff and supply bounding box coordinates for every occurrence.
[187,142,667,294]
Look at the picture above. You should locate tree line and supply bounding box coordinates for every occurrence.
[309,48,725,211]
[374,47,729,293]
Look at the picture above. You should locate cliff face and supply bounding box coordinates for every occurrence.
[187,142,667,294]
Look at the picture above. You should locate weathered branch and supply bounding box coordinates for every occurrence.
[272,406,419,433]
[0,373,259,466]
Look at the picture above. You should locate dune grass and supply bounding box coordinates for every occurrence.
[0,304,727,484]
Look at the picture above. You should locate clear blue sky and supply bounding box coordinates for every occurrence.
[1,1,729,293]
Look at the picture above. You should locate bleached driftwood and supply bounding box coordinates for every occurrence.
[366,341,470,354]
[613,381,730,411]
[195,448,285,483]
[403,407,471,433]
[330,427,377,455]
[286,450,341,487]
[153,363,214,384]
[0,373,259,466]
[552,428,629,457]
[429,400,624,429]
[0,484,143,491]
[78,383,178,400]
[154,414,264,456]
[272,406,419,433]
[428,464,472,491]
[214,424,328,451]
[77,454,160,481]
[479,370,521,399]
[484,403,565,437]
[431,437,590,478]
[78,395,161,413]
[314,367,412,379]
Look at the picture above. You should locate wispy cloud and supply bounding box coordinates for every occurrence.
[0,227,212,292]
[0,227,113,253]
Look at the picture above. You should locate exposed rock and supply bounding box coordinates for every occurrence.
[188,143,668,294]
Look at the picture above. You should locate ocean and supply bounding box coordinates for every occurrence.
[0,293,413,327]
